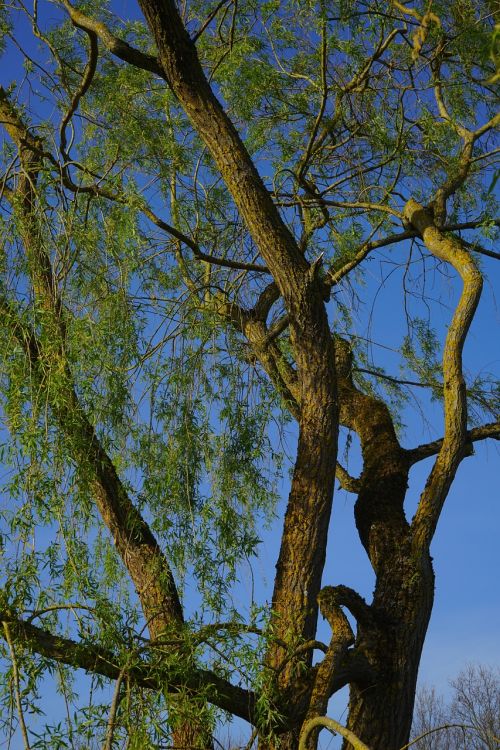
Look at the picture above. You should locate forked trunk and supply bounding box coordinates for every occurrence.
[344,550,434,749]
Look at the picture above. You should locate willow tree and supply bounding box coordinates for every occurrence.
[0,1,498,748]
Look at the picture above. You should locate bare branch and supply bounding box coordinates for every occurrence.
[192,0,232,43]
[301,196,402,218]
[406,422,500,465]
[299,716,371,750]
[2,622,32,750]
[143,204,270,273]
[354,368,437,390]
[318,586,374,629]
[462,239,500,261]
[103,669,125,750]
[335,463,361,493]
[432,137,474,224]
[59,23,98,160]
[305,594,354,725]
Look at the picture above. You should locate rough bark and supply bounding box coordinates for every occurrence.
[325,337,434,749]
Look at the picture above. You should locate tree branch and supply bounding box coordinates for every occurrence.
[143,204,270,273]
[406,421,500,465]
[305,595,354,732]
[2,621,32,750]
[59,21,98,161]
[299,715,371,750]
[354,368,436,390]
[404,201,483,551]
[0,611,257,723]
[60,0,165,78]
[318,586,374,629]
[335,463,361,493]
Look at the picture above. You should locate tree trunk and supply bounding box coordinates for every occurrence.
[330,338,435,750]
[344,545,434,749]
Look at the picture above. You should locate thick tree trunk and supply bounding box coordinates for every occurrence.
[344,546,434,749]
[328,338,435,750]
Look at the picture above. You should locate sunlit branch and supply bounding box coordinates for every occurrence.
[103,669,125,750]
[299,715,371,750]
[335,463,361,493]
[406,421,500,466]
[306,595,354,721]
[60,0,165,78]
[405,201,483,551]
[318,585,374,629]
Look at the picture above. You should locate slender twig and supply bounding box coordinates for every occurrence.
[192,0,232,43]
[398,723,478,750]
[103,669,125,750]
[2,622,32,750]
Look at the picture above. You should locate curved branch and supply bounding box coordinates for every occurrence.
[318,586,373,628]
[335,463,361,493]
[60,0,165,78]
[305,600,354,724]
[59,23,98,160]
[299,715,371,750]
[404,200,483,551]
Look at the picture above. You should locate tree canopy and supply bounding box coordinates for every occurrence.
[0,1,498,748]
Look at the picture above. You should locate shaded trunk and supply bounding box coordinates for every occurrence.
[344,542,434,749]
[332,338,435,750]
